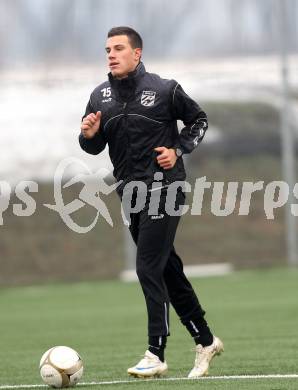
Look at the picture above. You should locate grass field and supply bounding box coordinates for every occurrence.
[0,267,297,389]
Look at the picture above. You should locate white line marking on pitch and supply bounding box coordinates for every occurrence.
[0,374,298,389]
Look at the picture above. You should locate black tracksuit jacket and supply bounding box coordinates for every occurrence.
[79,62,208,190]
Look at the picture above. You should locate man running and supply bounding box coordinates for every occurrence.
[79,26,223,379]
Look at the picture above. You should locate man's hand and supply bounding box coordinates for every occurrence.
[81,111,101,139]
[154,147,177,170]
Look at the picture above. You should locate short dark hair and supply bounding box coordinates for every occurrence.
[107,26,143,49]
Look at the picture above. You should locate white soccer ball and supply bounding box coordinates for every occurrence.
[40,346,83,388]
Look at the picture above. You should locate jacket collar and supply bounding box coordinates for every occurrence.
[108,62,146,90]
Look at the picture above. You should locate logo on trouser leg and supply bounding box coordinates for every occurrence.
[150,214,164,220]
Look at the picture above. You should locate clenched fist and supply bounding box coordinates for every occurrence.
[155,146,177,170]
[81,111,101,139]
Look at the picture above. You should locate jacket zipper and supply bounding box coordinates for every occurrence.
[122,102,133,174]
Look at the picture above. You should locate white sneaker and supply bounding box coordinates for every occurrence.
[127,350,168,378]
[188,336,224,378]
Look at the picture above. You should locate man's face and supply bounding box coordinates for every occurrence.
[105,35,142,79]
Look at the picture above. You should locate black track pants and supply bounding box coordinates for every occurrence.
[127,189,206,337]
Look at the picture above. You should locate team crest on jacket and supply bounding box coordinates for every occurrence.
[141,90,156,107]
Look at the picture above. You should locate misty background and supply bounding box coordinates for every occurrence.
[1,0,298,67]
[0,0,298,285]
